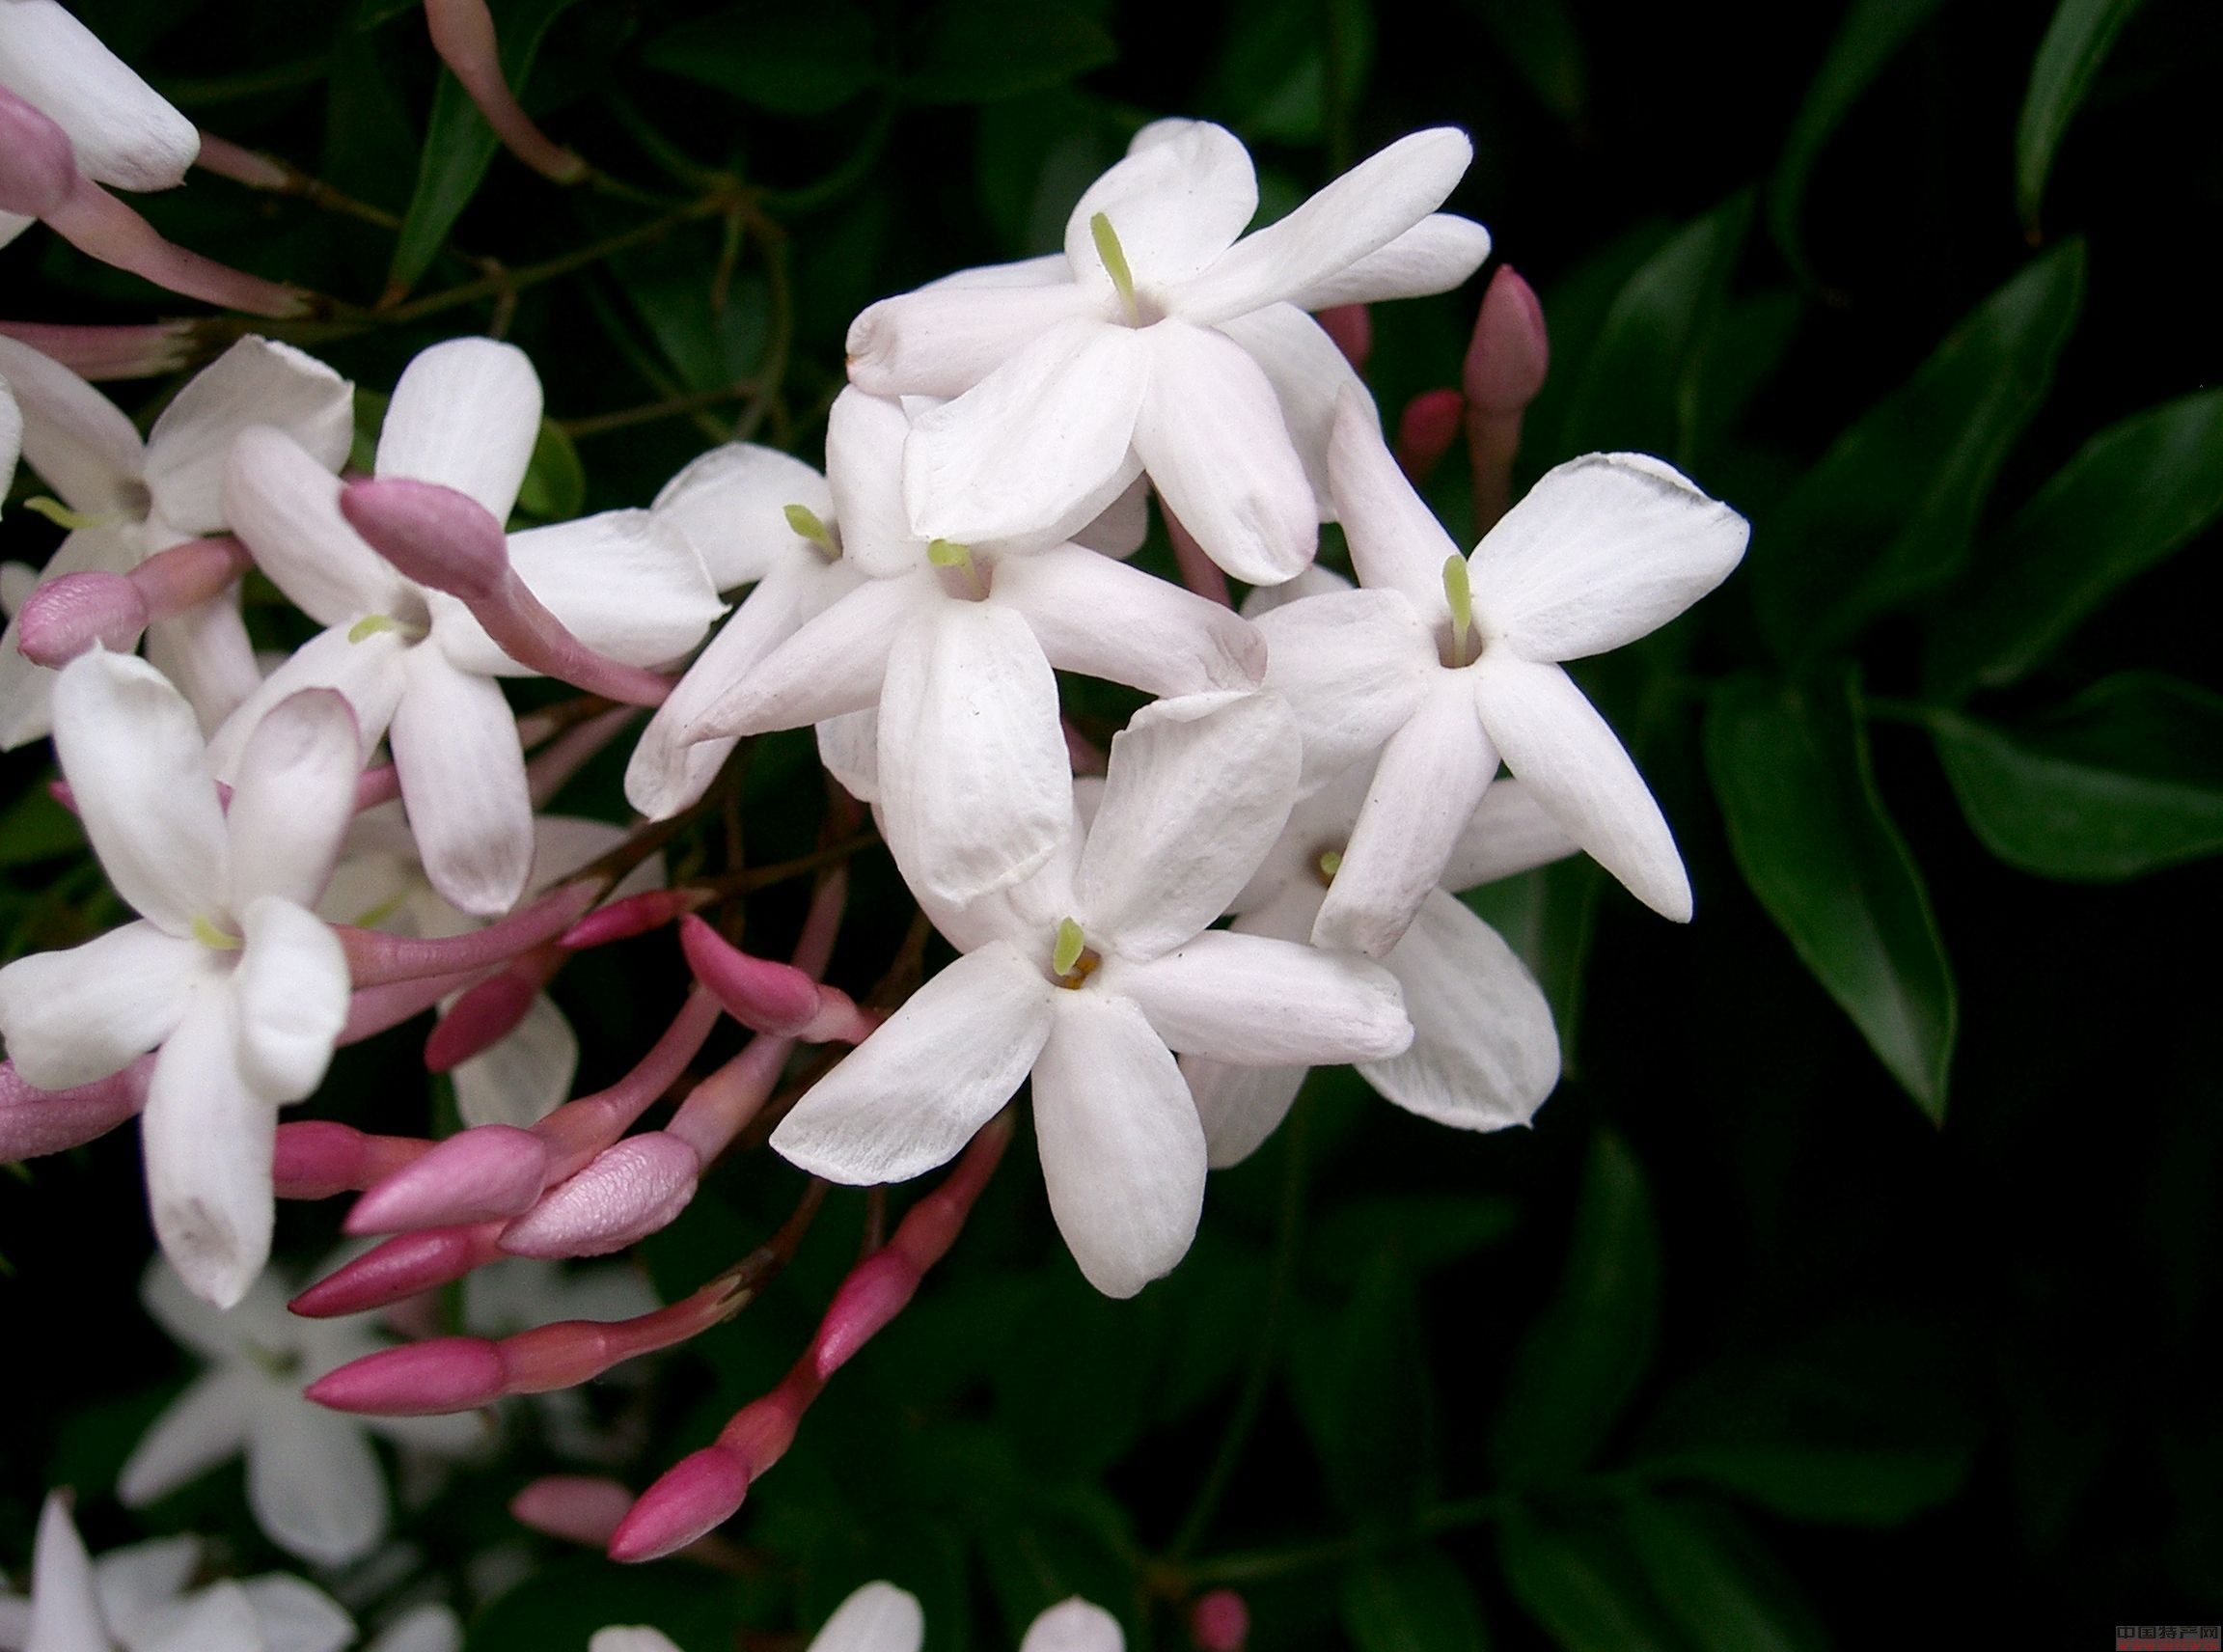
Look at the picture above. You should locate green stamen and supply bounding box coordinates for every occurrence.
[23,496,103,532]
[784,503,837,556]
[926,537,973,570]
[191,915,242,950]
[1317,848,1343,883]
[1090,212,1140,324]
[1053,917,1086,977]
[1442,555,1473,660]
[348,613,400,644]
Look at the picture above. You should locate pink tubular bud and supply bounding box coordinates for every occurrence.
[810,1251,920,1380]
[14,573,148,667]
[0,89,76,218]
[1395,388,1466,485]
[273,1120,432,1199]
[511,1476,633,1547]
[562,887,709,950]
[1314,303,1372,372]
[190,132,291,192]
[288,1222,505,1317]
[608,1445,751,1564]
[344,1123,551,1234]
[342,965,492,1045]
[423,0,589,186]
[0,1058,151,1161]
[307,1336,507,1416]
[498,1131,701,1259]
[1465,265,1550,530]
[0,320,197,381]
[128,536,254,614]
[1192,1589,1250,1652]
[678,918,870,1043]
[425,967,541,1072]
[337,881,598,987]
[42,179,311,318]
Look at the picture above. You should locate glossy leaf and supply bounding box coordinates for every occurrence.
[1489,1129,1660,1485]
[515,418,586,522]
[903,0,1117,105]
[1290,1253,1437,1525]
[1622,1496,1829,1652]
[0,785,81,867]
[1704,674,1956,1119]
[1753,240,2085,662]
[642,2,878,115]
[1341,1547,1490,1652]
[1930,675,2223,881]
[2017,0,2146,233]
[1200,0,1376,147]
[1498,1510,1687,1652]
[1929,389,2223,695]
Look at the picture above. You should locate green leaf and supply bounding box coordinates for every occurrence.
[1489,1129,1660,1485]
[1498,1510,1687,1652]
[1200,0,1376,147]
[1306,1194,1519,1287]
[1767,0,1944,282]
[0,785,82,867]
[1621,1497,1829,1652]
[1564,192,1752,467]
[1929,389,2223,695]
[1462,857,1600,1073]
[2017,0,2146,233]
[1704,674,1957,1118]
[1290,1252,1437,1524]
[1930,674,2223,881]
[468,1555,737,1651]
[514,417,585,521]
[1470,0,1586,124]
[387,0,584,299]
[903,0,1117,104]
[1341,1547,1491,1652]
[1753,240,2085,661]
[642,2,878,115]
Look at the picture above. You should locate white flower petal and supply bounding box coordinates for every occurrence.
[143,340,353,536]
[236,1576,353,1652]
[245,1398,387,1567]
[1180,1056,1305,1170]
[815,706,879,803]
[1072,472,1150,559]
[921,252,1070,290]
[1131,321,1316,586]
[1472,652,1691,921]
[1213,303,1370,517]
[1063,119,1257,293]
[652,441,832,591]
[1283,212,1493,310]
[1078,690,1299,960]
[1174,127,1473,327]
[1032,988,1203,1299]
[206,623,406,781]
[1118,930,1410,1064]
[25,1494,105,1652]
[225,688,360,912]
[0,0,199,191]
[118,1370,252,1506]
[1018,1598,1126,1652]
[0,366,19,506]
[0,335,143,517]
[771,942,1054,1185]
[0,522,140,751]
[93,1537,201,1636]
[375,338,541,520]
[1440,778,1578,891]
[364,1606,463,1652]
[389,649,533,918]
[142,595,261,737]
[1313,676,1496,957]
[137,1255,261,1362]
[823,387,925,576]
[451,991,575,1128]
[142,990,276,1308]
[51,650,229,933]
[1329,387,1461,616]
[803,1583,924,1652]
[224,427,407,628]
[876,601,1071,905]
[589,1633,681,1652]
[1359,888,1557,1130]
[846,280,1093,399]
[1473,453,1748,662]
[681,571,913,741]
[125,1582,263,1652]
[1255,588,1434,792]
[0,921,203,1088]
[903,318,1150,548]
[996,542,1265,698]
[231,896,347,1103]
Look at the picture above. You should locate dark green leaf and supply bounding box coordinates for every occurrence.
[975,91,1127,255]
[1290,1252,1437,1524]
[1498,1509,1687,1652]
[1929,389,2223,695]
[1753,240,2085,661]
[1489,1129,1660,1485]
[642,2,878,116]
[1930,675,2223,880]
[904,0,1117,105]
[1470,0,1586,124]
[0,785,81,868]
[1306,1194,1519,1286]
[467,1555,738,1651]
[1767,0,1944,282]
[1200,0,1375,147]
[1704,674,1957,1118]
[515,417,585,521]
[997,1270,1166,1476]
[1341,1547,1490,1652]
[2017,0,2146,232]
[387,0,585,298]
[1622,1496,1829,1652]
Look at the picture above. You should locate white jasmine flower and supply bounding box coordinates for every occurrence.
[215,337,722,915]
[772,691,1411,1297]
[678,388,1265,905]
[0,652,356,1306]
[1259,393,1748,956]
[847,120,1490,583]
[119,1260,484,1570]
[0,371,19,505]
[0,335,353,747]
[593,1581,1122,1652]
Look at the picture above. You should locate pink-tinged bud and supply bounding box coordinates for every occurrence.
[810,1251,920,1380]
[0,1058,150,1161]
[0,320,196,381]
[1162,508,1232,610]
[608,1445,750,1563]
[511,1476,633,1547]
[345,1123,551,1233]
[1314,303,1372,372]
[308,1336,506,1416]
[562,887,708,950]
[1192,1589,1250,1652]
[355,762,403,812]
[274,1120,432,1199]
[341,477,511,602]
[499,1132,701,1259]
[665,1032,789,1164]
[1395,388,1465,485]
[288,1222,504,1317]
[680,918,839,1037]
[191,132,291,192]
[337,882,598,987]
[14,573,148,667]
[0,89,76,218]
[425,969,539,1072]
[127,536,253,615]
[41,180,312,317]
[423,0,589,187]
[1465,265,1550,531]
[342,966,491,1046]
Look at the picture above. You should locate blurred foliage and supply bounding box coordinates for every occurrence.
[4,0,2221,1646]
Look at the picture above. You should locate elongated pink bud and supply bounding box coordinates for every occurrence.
[345,1123,550,1234]
[1162,507,1232,609]
[0,1058,151,1161]
[425,966,541,1072]
[666,1030,789,1163]
[511,1476,634,1546]
[1192,1590,1250,1652]
[608,1445,750,1564]
[308,1336,506,1415]
[810,1251,919,1380]
[682,918,810,1032]
[0,320,196,380]
[42,179,312,317]
[342,965,493,1045]
[1465,265,1550,529]
[498,1131,700,1258]
[1314,303,1372,372]
[129,536,254,613]
[337,882,597,987]
[14,573,146,667]
[274,1120,432,1199]
[0,89,76,218]
[562,887,708,950]
[354,762,402,812]
[288,1222,505,1317]
[423,0,588,186]
[1396,388,1465,484]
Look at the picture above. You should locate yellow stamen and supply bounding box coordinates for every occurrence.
[191,915,242,950]
[1317,848,1343,884]
[1442,555,1473,662]
[23,496,104,532]
[1052,917,1086,977]
[348,613,400,644]
[926,537,973,571]
[1090,212,1140,325]
[784,503,837,556]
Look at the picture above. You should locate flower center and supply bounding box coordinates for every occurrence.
[1314,847,1344,888]
[1050,916,1101,989]
[1440,555,1479,668]
[347,611,428,645]
[784,502,840,563]
[927,537,989,600]
[191,914,243,951]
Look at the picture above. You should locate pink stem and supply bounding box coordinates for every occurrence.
[190,132,291,191]
[0,320,194,380]
[528,706,638,806]
[335,881,597,987]
[562,887,710,950]
[273,1120,434,1199]
[43,177,311,318]
[1464,265,1551,531]
[341,965,496,1045]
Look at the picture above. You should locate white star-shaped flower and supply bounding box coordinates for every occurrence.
[593,1582,1122,1652]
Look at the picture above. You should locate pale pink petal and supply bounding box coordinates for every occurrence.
[1472,652,1691,921]
[996,543,1266,697]
[451,991,575,1128]
[1032,989,1203,1299]
[0,333,143,516]
[226,688,361,911]
[1063,119,1257,294]
[117,1370,253,1506]
[1329,387,1460,615]
[803,1583,924,1652]
[845,280,1093,399]
[25,1493,106,1652]
[1212,303,1369,516]
[142,989,276,1308]
[1181,1057,1305,1170]
[1117,930,1409,1064]
[651,441,832,591]
[770,942,1054,1185]
[375,338,541,520]
[224,427,410,627]
[143,339,353,536]
[680,571,913,741]
[206,624,407,781]
[1440,779,1578,891]
[1254,588,1435,792]
[244,1398,387,1566]
[0,1,198,190]
[1282,213,1492,310]
[388,649,532,918]
[822,387,922,575]
[0,920,205,1089]
[231,896,348,1102]
[1018,1598,1127,1652]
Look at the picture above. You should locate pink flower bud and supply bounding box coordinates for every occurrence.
[424,969,539,1072]
[608,1445,751,1563]
[0,1059,150,1161]
[273,1119,432,1200]
[810,1250,920,1380]
[342,966,492,1045]
[1314,303,1372,372]
[0,89,77,218]
[0,320,196,381]
[337,882,598,987]
[127,536,253,615]
[511,1476,633,1547]
[498,1132,701,1259]
[307,1336,506,1415]
[423,0,588,187]
[1465,266,1550,531]
[288,1222,505,1317]
[1395,388,1465,485]
[1192,1589,1250,1652]
[344,1123,552,1234]
[14,573,148,668]
[680,917,817,1030]
[340,477,510,602]
[562,887,708,950]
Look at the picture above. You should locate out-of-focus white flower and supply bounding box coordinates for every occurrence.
[118,1260,485,1570]
[0,371,19,508]
[592,1582,1123,1652]
[1260,393,1748,956]
[0,335,353,748]
[216,336,721,916]
[0,652,357,1306]
[847,120,1489,582]
[773,691,1411,1297]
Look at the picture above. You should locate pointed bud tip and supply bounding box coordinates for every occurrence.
[14,573,148,668]
[343,1124,549,1233]
[607,1446,750,1563]
[812,1250,920,1379]
[339,476,510,601]
[1466,265,1549,414]
[0,90,77,218]
[497,1133,700,1258]
[423,971,539,1072]
[306,1337,505,1416]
